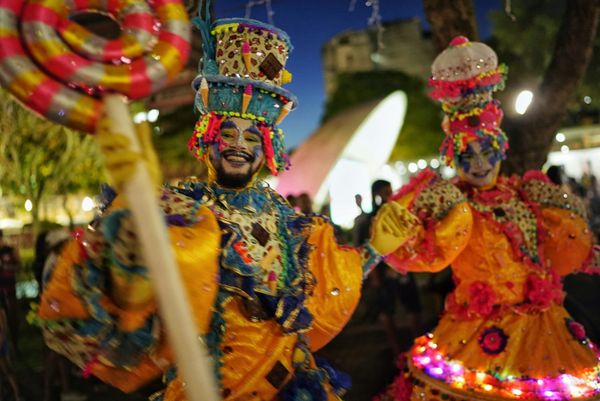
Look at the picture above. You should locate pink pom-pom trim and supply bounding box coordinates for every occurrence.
[449,36,470,46]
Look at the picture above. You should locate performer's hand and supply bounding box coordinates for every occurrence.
[97,116,162,191]
[370,201,420,255]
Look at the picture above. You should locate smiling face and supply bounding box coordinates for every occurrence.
[208,117,265,189]
[456,139,501,188]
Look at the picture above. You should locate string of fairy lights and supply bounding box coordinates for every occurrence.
[245,0,275,24]
[243,0,384,49]
[349,0,385,50]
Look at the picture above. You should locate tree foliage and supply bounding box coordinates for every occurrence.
[0,90,105,233]
[422,0,599,173]
[153,104,205,181]
[490,0,600,120]
[323,70,441,160]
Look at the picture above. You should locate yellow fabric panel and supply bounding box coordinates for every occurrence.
[169,205,221,334]
[39,240,89,320]
[432,304,598,379]
[304,219,363,351]
[451,213,530,306]
[386,201,473,273]
[541,208,593,276]
[216,298,296,401]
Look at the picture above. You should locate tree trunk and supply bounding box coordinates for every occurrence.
[503,0,600,174]
[422,0,478,52]
[62,195,74,229]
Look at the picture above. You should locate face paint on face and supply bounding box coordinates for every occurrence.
[208,117,265,188]
[456,139,501,188]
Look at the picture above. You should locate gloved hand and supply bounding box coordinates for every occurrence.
[96,115,162,191]
[370,201,420,255]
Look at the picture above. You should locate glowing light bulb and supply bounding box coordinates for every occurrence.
[82,196,94,212]
[515,90,533,114]
[450,363,462,374]
[431,367,444,376]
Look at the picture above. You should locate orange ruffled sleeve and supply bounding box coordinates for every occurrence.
[541,207,593,276]
[520,172,594,276]
[304,217,363,351]
[385,170,473,273]
[38,205,220,393]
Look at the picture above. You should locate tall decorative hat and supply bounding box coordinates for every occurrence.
[428,36,509,166]
[188,14,298,175]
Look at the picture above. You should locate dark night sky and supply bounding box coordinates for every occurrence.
[213,0,503,148]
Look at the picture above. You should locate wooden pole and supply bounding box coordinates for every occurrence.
[104,94,221,401]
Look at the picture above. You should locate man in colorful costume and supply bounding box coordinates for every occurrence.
[375,37,600,401]
[35,17,416,401]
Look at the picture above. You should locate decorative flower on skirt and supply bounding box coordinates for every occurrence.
[565,318,587,343]
[524,273,562,309]
[468,281,497,317]
[478,326,508,355]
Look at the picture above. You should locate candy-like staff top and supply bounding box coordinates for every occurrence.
[0,0,190,133]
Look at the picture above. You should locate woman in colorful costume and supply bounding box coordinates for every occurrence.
[35,16,416,401]
[375,37,600,401]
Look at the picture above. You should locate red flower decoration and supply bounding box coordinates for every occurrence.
[478,326,508,355]
[468,281,497,317]
[565,318,587,343]
[524,273,563,309]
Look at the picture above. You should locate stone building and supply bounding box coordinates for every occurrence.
[321,17,436,97]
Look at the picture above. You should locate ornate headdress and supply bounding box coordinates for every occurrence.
[428,36,509,166]
[188,16,298,175]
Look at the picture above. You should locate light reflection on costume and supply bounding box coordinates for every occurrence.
[376,37,600,401]
[34,15,399,401]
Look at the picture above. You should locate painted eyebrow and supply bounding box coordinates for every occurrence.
[221,120,237,129]
[245,126,261,136]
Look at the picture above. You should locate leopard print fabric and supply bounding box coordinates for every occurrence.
[521,179,587,219]
[412,179,466,221]
[214,25,289,86]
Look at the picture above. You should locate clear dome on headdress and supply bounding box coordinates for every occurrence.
[428,37,509,166]
[428,36,507,103]
[431,36,498,82]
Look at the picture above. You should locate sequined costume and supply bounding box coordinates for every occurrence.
[376,36,600,401]
[375,169,600,401]
[37,180,379,401]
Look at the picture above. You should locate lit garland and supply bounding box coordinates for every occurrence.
[245,0,275,24]
[348,0,384,51]
[411,334,600,400]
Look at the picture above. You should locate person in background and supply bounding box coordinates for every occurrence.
[0,297,22,401]
[0,229,20,352]
[297,192,314,215]
[354,180,424,356]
